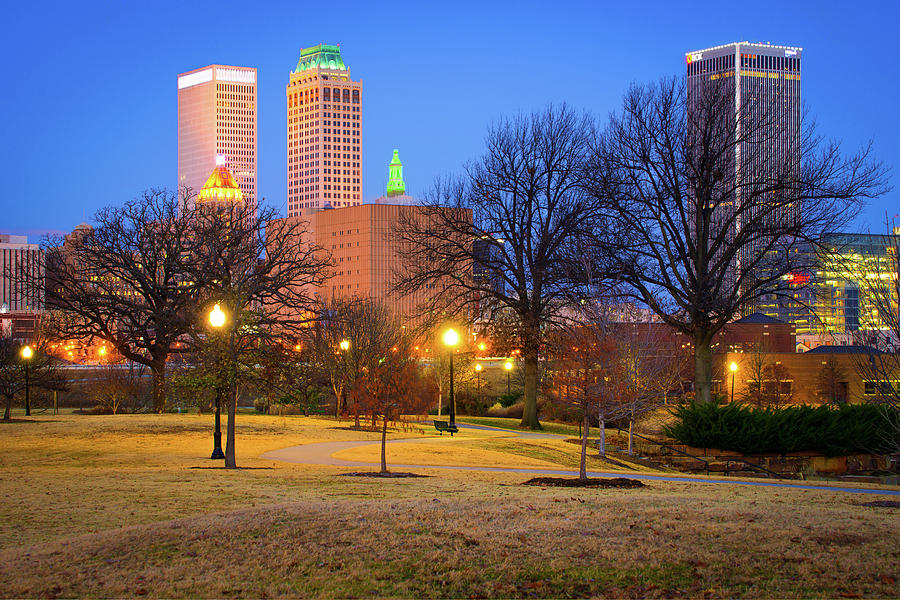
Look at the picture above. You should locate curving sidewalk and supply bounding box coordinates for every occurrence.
[260,423,900,497]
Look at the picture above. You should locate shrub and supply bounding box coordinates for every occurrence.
[663,401,899,456]
[487,401,524,419]
[497,392,522,408]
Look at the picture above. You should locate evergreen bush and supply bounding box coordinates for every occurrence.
[663,401,899,456]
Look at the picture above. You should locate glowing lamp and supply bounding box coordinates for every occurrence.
[339,339,350,351]
[505,361,513,371]
[209,303,227,328]
[478,343,486,351]
[475,364,483,372]
[21,345,33,360]
[729,362,738,372]
[99,347,107,356]
[443,328,459,348]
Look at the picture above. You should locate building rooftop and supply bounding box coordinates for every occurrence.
[806,345,882,355]
[294,44,347,73]
[197,164,244,203]
[734,313,785,325]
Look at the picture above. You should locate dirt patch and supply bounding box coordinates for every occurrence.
[522,476,646,488]
[860,500,900,508]
[340,471,430,478]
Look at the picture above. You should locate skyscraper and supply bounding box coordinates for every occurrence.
[286,44,362,217]
[686,42,803,304]
[686,42,802,203]
[177,65,257,208]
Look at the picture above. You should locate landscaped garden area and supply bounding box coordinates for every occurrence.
[2,413,898,598]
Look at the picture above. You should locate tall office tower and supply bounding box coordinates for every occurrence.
[686,42,802,208]
[686,42,802,305]
[178,65,257,208]
[287,44,362,217]
[0,234,43,313]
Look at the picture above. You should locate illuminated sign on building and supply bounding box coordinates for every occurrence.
[785,49,798,56]
[785,272,811,285]
[686,52,703,64]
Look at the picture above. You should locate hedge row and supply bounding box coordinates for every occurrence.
[663,401,899,456]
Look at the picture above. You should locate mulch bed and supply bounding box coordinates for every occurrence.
[340,471,430,478]
[860,500,900,508]
[522,476,645,488]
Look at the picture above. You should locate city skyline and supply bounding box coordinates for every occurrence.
[2,0,898,236]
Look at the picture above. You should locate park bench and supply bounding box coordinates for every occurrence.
[433,420,459,436]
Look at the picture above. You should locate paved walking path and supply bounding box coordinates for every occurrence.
[261,422,900,497]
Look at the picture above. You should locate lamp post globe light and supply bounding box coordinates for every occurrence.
[21,345,33,416]
[505,360,513,395]
[338,339,350,416]
[208,303,227,460]
[729,361,738,403]
[475,363,482,405]
[443,328,460,426]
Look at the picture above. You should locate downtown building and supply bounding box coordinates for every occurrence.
[0,234,43,341]
[686,42,804,313]
[287,44,362,217]
[177,64,258,208]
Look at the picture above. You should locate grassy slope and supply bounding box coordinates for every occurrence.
[1,414,898,598]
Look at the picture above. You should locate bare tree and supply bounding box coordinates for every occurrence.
[848,220,900,449]
[188,201,331,469]
[395,105,606,429]
[351,323,435,473]
[589,78,888,403]
[42,189,199,412]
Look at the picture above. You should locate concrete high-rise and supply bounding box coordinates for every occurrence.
[686,41,802,207]
[286,44,362,217]
[686,42,803,304]
[177,65,257,208]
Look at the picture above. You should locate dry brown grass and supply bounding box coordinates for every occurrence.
[1,413,899,598]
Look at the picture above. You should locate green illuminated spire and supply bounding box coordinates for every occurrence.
[386,149,405,197]
[294,44,347,73]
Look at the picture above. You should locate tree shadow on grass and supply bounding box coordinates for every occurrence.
[340,472,430,478]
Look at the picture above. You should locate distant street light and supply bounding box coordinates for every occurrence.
[505,360,513,395]
[729,361,738,403]
[338,339,350,416]
[21,345,33,416]
[208,303,227,460]
[475,363,483,405]
[443,328,460,426]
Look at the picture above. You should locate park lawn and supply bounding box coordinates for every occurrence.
[1,413,899,598]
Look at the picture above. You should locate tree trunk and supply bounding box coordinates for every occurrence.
[225,382,237,469]
[580,412,589,480]
[381,414,388,474]
[628,418,634,455]
[598,416,606,457]
[519,337,541,430]
[3,396,10,420]
[694,333,713,404]
[151,359,167,413]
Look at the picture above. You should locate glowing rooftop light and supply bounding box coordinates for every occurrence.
[215,154,227,166]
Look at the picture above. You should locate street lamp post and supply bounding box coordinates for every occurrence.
[208,303,227,460]
[729,361,738,403]
[21,345,33,416]
[475,363,482,407]
[505,360,513,395]
[339,339,350,417]
[443,328,459,426]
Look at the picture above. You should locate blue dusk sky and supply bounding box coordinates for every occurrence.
[2,0,898,237]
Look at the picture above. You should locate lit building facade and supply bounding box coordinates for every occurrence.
[755,231,900,338]
[0,234,43,313]
[287,44,362,217]
[178,65,257,208]
[686,42,803,298]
